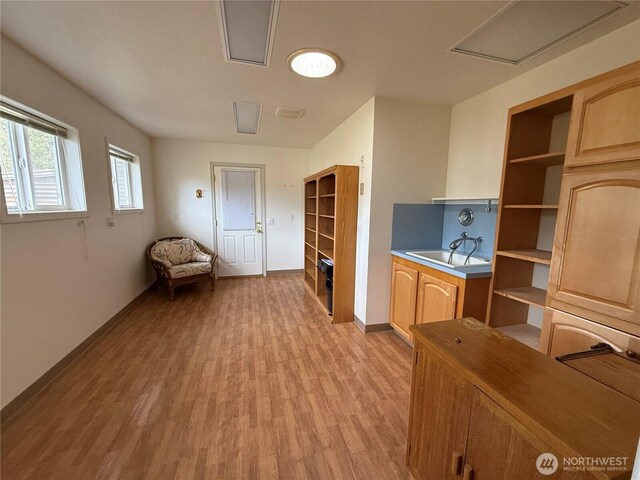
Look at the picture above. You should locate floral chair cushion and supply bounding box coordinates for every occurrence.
[169,262,212,278]
[150,239,212,269]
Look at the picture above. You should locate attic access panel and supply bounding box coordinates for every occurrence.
[451,1,628,65]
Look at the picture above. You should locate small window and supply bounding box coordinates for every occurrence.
[108,144,143,213]
[0,98,87,220]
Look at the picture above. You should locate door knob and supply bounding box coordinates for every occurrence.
[255,221,263,233]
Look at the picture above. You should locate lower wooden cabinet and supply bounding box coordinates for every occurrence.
[416,273,457,326]
[408,318,640,480]
[540,307,640,358]
[389,256,490,342]
[407,345,471,479]
[389,262,418,340]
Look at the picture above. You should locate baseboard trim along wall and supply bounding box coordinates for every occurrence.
[354,315,393,334]
[266,269,304,276]
[0,286,152,426]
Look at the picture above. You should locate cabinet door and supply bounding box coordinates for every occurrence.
[389,261,418,340]
[416,273,457,325]
[464,389,582,479]
[540,308,640,357]
[407,345,472,480]
[547,165,640,327]
[565,63,640,167]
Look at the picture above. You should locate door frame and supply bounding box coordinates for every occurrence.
[210,162,267,277]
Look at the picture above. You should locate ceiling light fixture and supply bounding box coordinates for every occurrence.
[451,0,629,65]
[233,102,262,134]
[287,48,341,78]
[217,0,280,66]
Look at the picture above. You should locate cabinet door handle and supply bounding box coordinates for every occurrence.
[451,451,462,475]
[463,464,474,480]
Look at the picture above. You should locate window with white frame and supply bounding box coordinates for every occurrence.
[0,99,87,219]
[108,145,143,212]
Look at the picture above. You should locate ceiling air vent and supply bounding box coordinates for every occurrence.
[275,106,305,119]
[218,0,280,67]
[451,1,629,65]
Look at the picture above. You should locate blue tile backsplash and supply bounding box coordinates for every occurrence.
[441,204,497,260]
[391,202,497,260]
[391,204,444,250]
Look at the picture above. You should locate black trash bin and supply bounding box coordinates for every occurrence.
[317,258,334,315]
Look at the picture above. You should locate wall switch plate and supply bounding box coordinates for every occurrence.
[360,183,364,195]
[290,214,295,221]
[268,218,275,225]
[107,217,115,227]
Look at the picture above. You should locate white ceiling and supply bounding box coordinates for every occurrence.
[1,1,638,149]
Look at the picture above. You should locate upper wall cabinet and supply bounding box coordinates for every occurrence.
[547,163,640,331]
[565,63,640,167]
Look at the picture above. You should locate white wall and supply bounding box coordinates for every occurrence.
[152,139,309,272]
[308,97,451,325]
[366,98,451,325]
[446,19,640,198]
[309,98,375,321]
[0,36,158,408]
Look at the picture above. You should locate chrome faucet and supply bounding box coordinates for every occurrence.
[448,231,483,265]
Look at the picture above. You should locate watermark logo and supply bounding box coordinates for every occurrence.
[536,453,559,475]
[535,453,628,475]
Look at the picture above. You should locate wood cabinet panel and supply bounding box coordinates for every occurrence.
[464,389,583,479]
[548,164,640,326]
[389,262,418,340]
[540,308,640,358]
[407,345,472,480]
[416,273,457,325]
[565,64,640,167]
[408,318,640,480]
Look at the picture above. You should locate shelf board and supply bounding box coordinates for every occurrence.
[318,214,335,219]
[494,286,547,308]
[503,205,559,209]
[305,268,316,278]
[305,254,315,263]
[496,249,552,265]
[318,249,334,260]
[318,232,334,241]
[319,194,335,198]
[305,227,316,233]
[305,211,317,215]
[304,241,316,249]
[496,324,541,350]
[432,197,499,206]
[508,151,565,166]
[305,195,317,199]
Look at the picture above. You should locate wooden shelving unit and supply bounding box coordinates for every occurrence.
[486,93,573,349]
[303,165,359,324]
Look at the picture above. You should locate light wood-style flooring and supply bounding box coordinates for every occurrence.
[2,275,412,479]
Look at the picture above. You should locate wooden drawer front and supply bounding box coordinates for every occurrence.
[565,64,640,167]
[548,165,640,326]
[540,308,640,358]
[416,273,457,325]
[389,261,418,340]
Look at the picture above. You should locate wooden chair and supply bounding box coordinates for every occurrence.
[147,237,218,300]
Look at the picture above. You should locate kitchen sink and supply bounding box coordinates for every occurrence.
[405,250,491,269]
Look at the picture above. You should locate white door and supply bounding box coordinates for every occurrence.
[213,166,264,276]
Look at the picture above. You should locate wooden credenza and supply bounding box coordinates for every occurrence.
[408,318,640,480]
